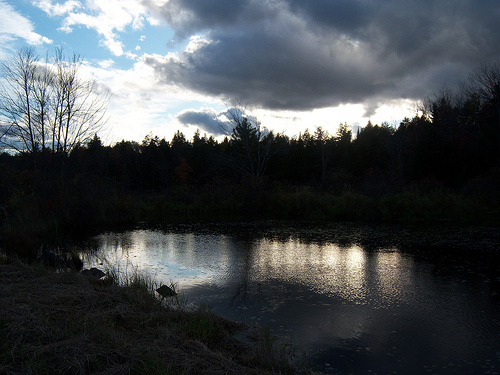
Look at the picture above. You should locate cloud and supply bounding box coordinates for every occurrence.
[82,55,219,142]
[98,58,115,69]
[33,0,82,16]
[144,0,255,40]
[142,0,500,114]
[34,0,149,57]
[176,108,225,135]
[0,0,52,54]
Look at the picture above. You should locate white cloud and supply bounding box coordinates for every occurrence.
[125,51,138,60]
[132,15,145,30]
[34,0,153,56]
[99,34,124,56]
[84,55,217,142]
[33,0,82,16]
[184,34,210,53]
[98,58,115,69]
[57,25,73,33]
[0,0,52,55]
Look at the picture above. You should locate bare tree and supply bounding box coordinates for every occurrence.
[463,63,500,103]
[0,47,109,167]
[0,48,40,156]
[461,62,500,127]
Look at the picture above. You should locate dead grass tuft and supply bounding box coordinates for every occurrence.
[0,258,297,374]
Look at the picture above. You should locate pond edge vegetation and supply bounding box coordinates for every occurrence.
[0,257,303,374]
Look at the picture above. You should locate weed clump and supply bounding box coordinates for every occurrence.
[0,259,296,374]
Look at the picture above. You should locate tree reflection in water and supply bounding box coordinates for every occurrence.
[82,224,499,375]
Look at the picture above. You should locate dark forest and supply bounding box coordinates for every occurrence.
[1,63,500,257]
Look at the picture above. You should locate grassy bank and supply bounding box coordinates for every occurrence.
[1,173,499,258]
[0,258,297,375]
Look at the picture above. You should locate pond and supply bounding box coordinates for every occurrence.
[80,221,500,375]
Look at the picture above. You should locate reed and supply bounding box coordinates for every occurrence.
[0,258,294,374]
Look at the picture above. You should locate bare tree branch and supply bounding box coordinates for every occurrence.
[0,47,109,167]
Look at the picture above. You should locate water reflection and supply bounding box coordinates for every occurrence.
[85,227,499,375]
[250,240,370,304]
[375,251,416,307]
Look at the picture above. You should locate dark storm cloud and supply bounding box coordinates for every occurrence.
[286,0,373,34]
[143,0,500,112]
[176,108,225,135]
[145,0,256,40]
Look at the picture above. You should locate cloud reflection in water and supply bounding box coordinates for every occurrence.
[85,228,499,375]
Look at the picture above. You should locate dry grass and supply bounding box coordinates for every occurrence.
[0,259,296,375]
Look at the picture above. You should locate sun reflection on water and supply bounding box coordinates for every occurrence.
[91,230,415,308]
[85,227,500,375]
[374,251,415,307]
[251,239,372,304]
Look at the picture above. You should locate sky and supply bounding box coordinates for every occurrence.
[1,0,499,144]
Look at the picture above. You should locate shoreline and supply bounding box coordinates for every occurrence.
[0,258,300,375]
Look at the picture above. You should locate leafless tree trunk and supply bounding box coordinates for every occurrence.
[0,48,39,159]
[0,47,109,169]
[461,63,500,128]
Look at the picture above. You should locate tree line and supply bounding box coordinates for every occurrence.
[1,48,498,196]
[20,71,499,197]
[1,50,500,245]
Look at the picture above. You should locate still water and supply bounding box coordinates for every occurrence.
[82,222,499,374]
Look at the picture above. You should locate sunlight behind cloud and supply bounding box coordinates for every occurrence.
[83,55,218,142]
[185,35,210,54]
[3,0,497,142]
